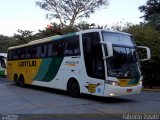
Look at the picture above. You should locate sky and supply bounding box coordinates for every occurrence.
[0,0,147,36]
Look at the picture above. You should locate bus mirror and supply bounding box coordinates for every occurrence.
[101,41,113,59]
[137,46,151,61]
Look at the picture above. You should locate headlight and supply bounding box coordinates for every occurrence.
[139,80,142,84]
[105,80,119,86]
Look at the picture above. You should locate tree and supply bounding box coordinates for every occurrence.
[139,0,160,30]
[36,0,109,28]
[124,25,160,88]
[13,29,34,44]
[0,35,11,52]
[36,23,63,38]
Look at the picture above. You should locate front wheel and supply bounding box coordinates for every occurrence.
[68,80,80,97]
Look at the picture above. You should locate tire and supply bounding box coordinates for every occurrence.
[14,74,19,86]
[19,75,25,87]
[68,80,80,97]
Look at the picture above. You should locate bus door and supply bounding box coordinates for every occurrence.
[82,32,105,96]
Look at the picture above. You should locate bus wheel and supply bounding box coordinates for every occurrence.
[14,74,19,86]
[19,75,25,87]
[67,79,80,97]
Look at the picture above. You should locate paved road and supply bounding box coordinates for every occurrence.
[0,77,160,120]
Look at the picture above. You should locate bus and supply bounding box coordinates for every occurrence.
[7,29,151,97]
[0,53,7,76]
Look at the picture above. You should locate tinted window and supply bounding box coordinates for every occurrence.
[12,50,19,60]
[64,36,80,56]
[48,36,80,57]
[7,50,12,61]
[8,35,80,60]
[20,48,26,59]
[26,47,37,59]
[82,32,105,79]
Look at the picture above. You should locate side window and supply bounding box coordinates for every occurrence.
[48,43,53,57]
[52,43,59,56]
[82,32,105,79]
[36,45,47,58]
[31,47,37,58]
[46,36,80,58]
[48,41,65,57]
[17,49,21,60]
[64,36,80,56]
[26,47,31,59]
[41,45,47,57]
[20,48,26,59]
[57,41,66,56]
[12,50,19,60]
[7,50,12,61]
[27,47,37,59]
[36,46,41,58]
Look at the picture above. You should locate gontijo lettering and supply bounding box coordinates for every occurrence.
[18,61,36,67]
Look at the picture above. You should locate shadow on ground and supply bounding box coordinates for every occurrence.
[9,83,136,104]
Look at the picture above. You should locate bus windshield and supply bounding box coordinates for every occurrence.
[102,32,140,78]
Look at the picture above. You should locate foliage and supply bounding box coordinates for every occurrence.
[36,23,63,38]
[36,0,109,28]
[124,25,160,88]
[0,35,11,52]
[139,0,160,20]
[35,22,98,38]
[13,29,34,44]
[139,0,160,30]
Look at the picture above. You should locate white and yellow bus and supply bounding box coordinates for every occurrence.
[0,53,7,76]
[7,29,151,97]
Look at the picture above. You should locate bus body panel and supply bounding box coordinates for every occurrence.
[7,59,42,84]
[79,58,105,96]
[32,56,82,90]
[0,53,7,76]
[104,83,142,97]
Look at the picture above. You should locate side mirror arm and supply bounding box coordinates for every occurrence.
[137,46,151,61]
[100,41,113,59]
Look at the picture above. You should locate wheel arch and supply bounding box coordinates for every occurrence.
[14,73,18,79]
[67,77,81,93]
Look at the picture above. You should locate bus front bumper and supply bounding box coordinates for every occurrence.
[104,83,142,97]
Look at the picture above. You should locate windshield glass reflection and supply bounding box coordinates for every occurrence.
[102,32,140,78]
[107,46,140,78]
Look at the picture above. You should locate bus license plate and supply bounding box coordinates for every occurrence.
[127,89,132,92]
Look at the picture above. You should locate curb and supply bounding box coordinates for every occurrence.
[142,89,160,92]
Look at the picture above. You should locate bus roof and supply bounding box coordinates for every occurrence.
[0,53,7,58]
[78,29,131,36]
[8,29,131,50]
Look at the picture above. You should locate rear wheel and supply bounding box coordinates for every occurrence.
[19,75,25,87]
[68,80,80,97]
[14,74,19,86]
